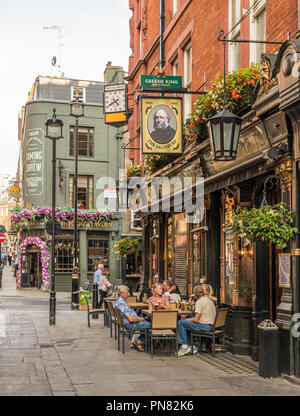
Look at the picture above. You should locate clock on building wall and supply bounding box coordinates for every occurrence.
[104,84,128,126]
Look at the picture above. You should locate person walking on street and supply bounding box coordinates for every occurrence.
[94,263,109,309]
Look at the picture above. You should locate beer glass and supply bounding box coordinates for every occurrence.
[182,302,187,312]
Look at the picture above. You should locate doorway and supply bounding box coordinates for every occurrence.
[27,250,41,288]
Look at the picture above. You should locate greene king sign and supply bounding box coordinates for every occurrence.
[140,75,182,88]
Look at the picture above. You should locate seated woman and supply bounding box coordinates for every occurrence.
[147,283,171,312]
[162,280,181,303]
[203,284,218,304]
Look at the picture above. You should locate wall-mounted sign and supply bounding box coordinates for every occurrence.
[104,188,117,199]
[25,128,44,196]
[140,75,182,88]
[141,96,183,154]
[278,253,291,288]
[104,84,127,127]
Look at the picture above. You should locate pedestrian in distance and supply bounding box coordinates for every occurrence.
[94,263,111,309]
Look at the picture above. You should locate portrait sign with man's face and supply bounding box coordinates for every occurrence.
[141,97,183,154]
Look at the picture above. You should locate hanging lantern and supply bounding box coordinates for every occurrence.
[208,108,243,161]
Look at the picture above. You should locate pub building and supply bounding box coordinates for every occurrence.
[137,40,300,377]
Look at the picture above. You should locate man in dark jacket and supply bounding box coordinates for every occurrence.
[151,108,176,144]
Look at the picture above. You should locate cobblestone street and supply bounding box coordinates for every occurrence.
[0,266,300,396]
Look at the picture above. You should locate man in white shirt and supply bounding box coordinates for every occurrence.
[177,285,216,357]
[94,263,108,309]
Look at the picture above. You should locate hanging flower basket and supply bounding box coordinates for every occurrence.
[113,237,140,258]
[226,202,299,249]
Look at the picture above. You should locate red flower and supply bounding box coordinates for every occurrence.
[237,77,242,82]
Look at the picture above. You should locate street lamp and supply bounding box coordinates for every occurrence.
[45,108,64,325]
[70,92,84,309]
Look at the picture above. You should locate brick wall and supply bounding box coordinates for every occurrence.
[127,0,299,164]
[266,0,298,53]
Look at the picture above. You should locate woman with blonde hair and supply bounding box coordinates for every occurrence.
[147,282,171,312]
[203,284,218,304]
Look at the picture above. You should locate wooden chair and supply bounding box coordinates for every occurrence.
[106,300,117,339]
[191,308,229,357]
[114,308,149,354]
[84,295,105,328]
[150,310,178,358]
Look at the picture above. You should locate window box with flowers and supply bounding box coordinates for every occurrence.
[126,164,142,180]
[226,202,298,250]
[113,237,140,258]
[184,63,260,142]
[143,154,170,174]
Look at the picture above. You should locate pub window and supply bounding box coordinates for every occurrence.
[55,240,76,272]
[167,216,173,280]
[250,0,266,63]
[69,175,94,209]
[228,0,241,72]
[174,213,188,296]
[172,58,178,76]
[71,86,86,103]
[184,43,192,120]
[130,210,142,230]
[88,240,109,272]
[70,127,94,157]
[173,0,178,16]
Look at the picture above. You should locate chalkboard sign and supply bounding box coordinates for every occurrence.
[278,253,291,288]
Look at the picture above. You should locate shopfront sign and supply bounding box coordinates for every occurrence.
[25,128,44,196]
[141,96,183,154]
[140,75,182,88]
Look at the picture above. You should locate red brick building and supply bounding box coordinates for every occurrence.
[126,0,300,376]
[127,0,298,165]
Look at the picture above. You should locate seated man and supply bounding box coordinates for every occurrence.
[177,285,216,357]
[115,285,151,351]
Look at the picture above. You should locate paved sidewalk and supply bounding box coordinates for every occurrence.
[1,266,300,396]
[0,265,70,300]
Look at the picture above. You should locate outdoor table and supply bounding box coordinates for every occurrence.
[127,302,148,309]
[141,309,194,317]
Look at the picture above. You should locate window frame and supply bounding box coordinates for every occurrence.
[250,0,266,64]
[69,126,95,158]
[69,174,94,210]
[183,42,192,121]
[228,0,241,72]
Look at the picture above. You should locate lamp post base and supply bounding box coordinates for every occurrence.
[49,290,56,325]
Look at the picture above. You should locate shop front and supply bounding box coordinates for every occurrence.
[139,40,300,376]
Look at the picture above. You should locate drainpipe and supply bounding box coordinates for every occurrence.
[160,0,165,69]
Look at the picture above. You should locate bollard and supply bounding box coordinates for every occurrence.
[71,272,80,310]
[0,267,2,289]
[92,283,99,319]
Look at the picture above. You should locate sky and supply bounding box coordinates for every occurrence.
[0,0,131,178]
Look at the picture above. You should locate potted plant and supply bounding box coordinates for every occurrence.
[113,237,140,258]
[185,63,260,142]
[226,202,298,249]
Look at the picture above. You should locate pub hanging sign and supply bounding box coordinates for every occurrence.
[141,96,183,154]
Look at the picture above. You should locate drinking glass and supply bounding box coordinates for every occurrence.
[182,302,187,312]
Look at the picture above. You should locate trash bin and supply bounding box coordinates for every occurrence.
[258,319,280,378]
